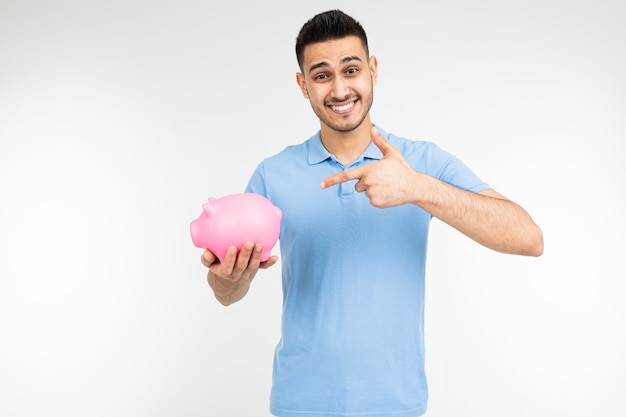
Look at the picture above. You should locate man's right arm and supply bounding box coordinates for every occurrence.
[201,242,278,306]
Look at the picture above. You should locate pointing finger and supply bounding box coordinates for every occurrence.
[320,166,365,189]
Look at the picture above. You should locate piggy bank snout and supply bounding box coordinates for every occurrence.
[189,216,209,248]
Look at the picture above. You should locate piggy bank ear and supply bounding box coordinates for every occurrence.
[202,200,217,217]
[274,206,283,220]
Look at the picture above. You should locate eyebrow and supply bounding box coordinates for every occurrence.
[308,55,363,73]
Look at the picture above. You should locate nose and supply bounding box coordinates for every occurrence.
[330,77,350,100]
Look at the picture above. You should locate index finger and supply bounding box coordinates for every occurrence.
[320,167,365,189]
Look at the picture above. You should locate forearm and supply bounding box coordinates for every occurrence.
[411,173,544,256]
[208,271,253,306]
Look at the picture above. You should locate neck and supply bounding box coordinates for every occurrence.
[319,119,373,166]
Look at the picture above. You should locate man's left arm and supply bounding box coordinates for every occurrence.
[320,126,543,257]
[412,177,543,256]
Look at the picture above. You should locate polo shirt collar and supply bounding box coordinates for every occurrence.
[307,131,330,165]
[307,126,387,165]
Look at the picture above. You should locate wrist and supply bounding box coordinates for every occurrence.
[408,171,430,206]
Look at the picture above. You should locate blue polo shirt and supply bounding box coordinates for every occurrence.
[245,127,490,417]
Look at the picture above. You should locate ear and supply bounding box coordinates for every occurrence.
[296,72,309,99]
[202,199,217,217]
[368,55,379,87]
[274,206,283,221]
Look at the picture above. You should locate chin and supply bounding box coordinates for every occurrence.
[323,114,367,133]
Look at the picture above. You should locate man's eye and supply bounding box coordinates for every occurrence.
[315,73,328,80]
[346,68,358,75]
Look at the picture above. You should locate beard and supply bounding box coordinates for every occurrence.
[310,89,374,133]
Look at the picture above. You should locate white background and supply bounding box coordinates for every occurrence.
[1,0,625,416]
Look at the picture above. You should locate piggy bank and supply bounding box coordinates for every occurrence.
[190,193,282,263]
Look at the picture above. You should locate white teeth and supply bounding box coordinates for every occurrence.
[332,102,354,112]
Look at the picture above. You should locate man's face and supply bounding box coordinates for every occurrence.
[296,36,378,133]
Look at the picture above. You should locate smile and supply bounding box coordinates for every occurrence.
[329,101,356,114]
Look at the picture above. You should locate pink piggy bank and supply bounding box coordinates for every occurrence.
[190,193,282,263]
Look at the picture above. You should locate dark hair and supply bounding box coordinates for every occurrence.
[295,10,369,71]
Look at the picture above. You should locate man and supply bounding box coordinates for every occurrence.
[201,9,543,417]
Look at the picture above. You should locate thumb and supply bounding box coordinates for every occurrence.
[370,126,395,156]
[201,250,217,268]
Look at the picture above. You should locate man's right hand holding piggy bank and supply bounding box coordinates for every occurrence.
[191,193,282,306]
[200,243,279,306]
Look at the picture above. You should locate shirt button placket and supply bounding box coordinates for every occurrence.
[330,159,354,201]
[339,165,353,200]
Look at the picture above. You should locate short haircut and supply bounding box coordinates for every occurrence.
[295,10,369,71]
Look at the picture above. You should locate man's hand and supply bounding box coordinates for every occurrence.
[320,126,419,208]
[201,242,278,282]
[319,126,543,256]
[201,242,278,305]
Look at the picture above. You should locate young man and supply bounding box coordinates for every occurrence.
[201,9,543,417]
